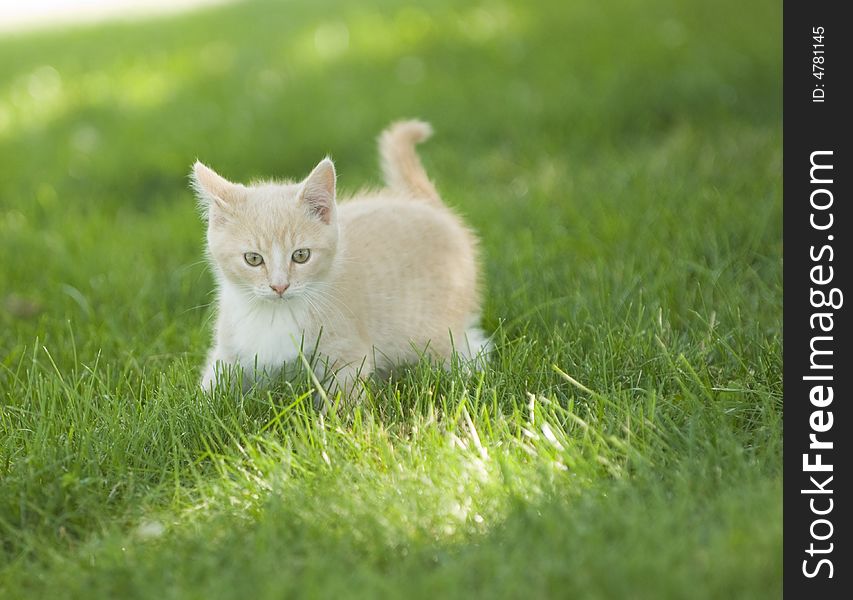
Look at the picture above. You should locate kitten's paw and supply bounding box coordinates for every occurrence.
[455,326,493,373]
[313,371,369,414]
[200,365,217,393]
[200,359,242,393]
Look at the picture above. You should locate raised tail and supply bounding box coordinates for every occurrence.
[378,120,441,204]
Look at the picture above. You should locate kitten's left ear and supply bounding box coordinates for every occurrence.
[190,161,242,219]
[299,158,336,224]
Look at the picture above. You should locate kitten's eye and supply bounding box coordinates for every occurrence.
[244,252,264,267]
[292,248,311,264]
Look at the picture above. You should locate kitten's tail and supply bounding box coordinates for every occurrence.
[379,120,441,205]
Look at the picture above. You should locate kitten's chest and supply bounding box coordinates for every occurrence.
[226,301,315,369]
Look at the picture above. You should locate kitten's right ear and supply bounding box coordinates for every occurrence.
[190,161,239,220]
[299,158,337,225]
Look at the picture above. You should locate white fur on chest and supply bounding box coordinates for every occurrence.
[218,285,312,372]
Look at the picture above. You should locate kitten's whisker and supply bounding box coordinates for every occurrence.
[302,286,341,319]
[308,285,355,320]
[308,297,339,323]
[302,294,323,319]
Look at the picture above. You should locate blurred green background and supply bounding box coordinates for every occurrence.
[1,0,781,597]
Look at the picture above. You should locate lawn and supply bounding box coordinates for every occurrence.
[0,0,782,597]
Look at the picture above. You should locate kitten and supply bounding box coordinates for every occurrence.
[192,120,489,401]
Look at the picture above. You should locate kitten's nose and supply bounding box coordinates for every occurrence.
[270,283,289,296]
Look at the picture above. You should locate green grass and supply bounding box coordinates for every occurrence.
[0,0,781,597]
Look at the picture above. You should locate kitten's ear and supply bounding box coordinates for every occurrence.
[299,158,336,224]
[190,161,239,218]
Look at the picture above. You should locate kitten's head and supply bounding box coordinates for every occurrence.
[191,158,339,303]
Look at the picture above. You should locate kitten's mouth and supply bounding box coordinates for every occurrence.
[255,284,306,304]
[260,290,296,303]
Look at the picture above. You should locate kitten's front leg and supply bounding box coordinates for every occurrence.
[314,355,373,411]
[200,361,218,393]
[200,347,240,393]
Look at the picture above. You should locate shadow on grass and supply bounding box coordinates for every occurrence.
[0,0,780,211]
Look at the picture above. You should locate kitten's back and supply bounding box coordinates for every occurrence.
[328,122,483,367]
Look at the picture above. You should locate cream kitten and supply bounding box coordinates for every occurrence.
[192,120,489,401]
